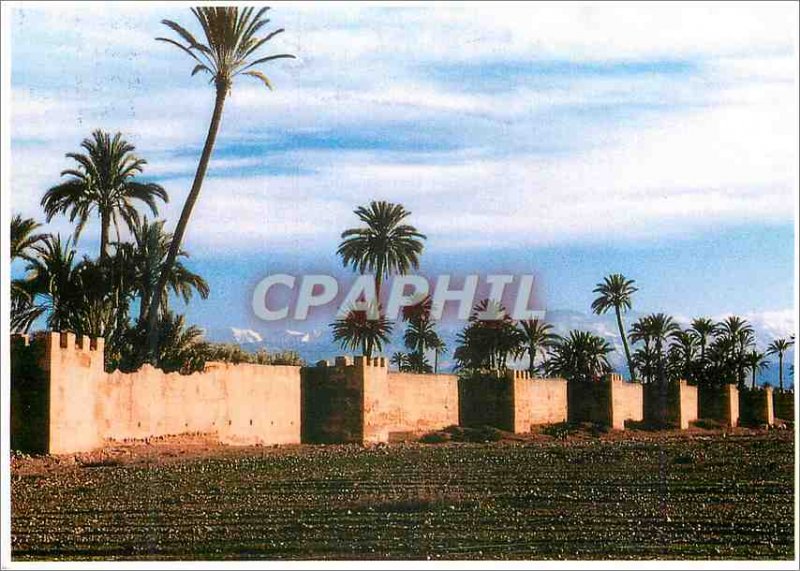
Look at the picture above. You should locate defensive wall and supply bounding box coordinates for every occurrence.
[773,391,794,422]
[302,356,460,444]
[11,332,301,454]
[567,373,644,430]
[459,370,567,433]
[11,331,795,454]
[643,380,699,429]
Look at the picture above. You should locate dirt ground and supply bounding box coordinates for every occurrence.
[10,425,796,560]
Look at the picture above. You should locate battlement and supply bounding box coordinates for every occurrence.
[505,369,532,380]
[354,355,387,368]
[605,372,624,383]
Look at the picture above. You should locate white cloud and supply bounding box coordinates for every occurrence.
[8,2,799,253]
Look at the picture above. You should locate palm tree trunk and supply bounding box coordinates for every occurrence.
[615,306,636,381]
[434,348,438,374]
[779,352,784,391]
[100,210,110,261]
[751,367,756,389]
[144,86,228,363]
[529,343,536,376]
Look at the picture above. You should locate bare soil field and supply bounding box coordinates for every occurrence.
[10,426,795,560]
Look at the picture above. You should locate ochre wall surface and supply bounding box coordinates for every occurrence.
[458,372,567,433]
[12,332,302,454]
[608,378,644,430]
[359,357,459,443]
[12,332,761,454]
[509,372,568,432]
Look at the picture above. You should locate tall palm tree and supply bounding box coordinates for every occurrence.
[41,130,167,260]
[545,330,613,383]
[331,305,393,359]
[631,312,678,423]
[767,337,794,391]
[518,318,557,376]
[401,294,444,373]
[744,350,769,389]
[146,6,295,361]
[337,201,427,301]
[591,274,637,381]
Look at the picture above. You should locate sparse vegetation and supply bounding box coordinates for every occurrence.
[11,430,794,560]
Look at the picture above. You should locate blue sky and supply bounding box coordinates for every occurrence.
[8,2,798,354]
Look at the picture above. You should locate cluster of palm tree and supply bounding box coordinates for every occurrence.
[590,273,795,391]
[10,132,210,372]
[629,314,793,391]
[453,300,612,382]
[11,7,296,373]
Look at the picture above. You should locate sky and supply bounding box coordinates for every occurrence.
[7,2,799,363]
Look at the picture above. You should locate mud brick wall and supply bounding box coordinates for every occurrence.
[698,385,739,427]
[739,387,774,427]
[609,378,644,430]
[458,373,515,430]
[568,375,643,430]
[301,357,364,444]
[11,332,302,454]
[567,380,611,425]
[10,335,50,453]
[644,381,699,429]
[362,357,459,443]
[773,391,794,421]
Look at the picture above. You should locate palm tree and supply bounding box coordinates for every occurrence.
[145,6,295,361]
[11,215,47,332]
[518,318,557,376]
[717,316,754,387]
[454,300,524,372]
[337,201,427,301]
[331,306,393,359]
[668,329,698,383]
[545,330,613,383]
[11,215,46,262]
[744,350,769,389]
[431,337,447,374]
[17,235,83,332]
[122,217,209,322]
[690,317,716,362]
[591,274,637,381]
[767,337,794,391]
[390,351,409,371]
[401,294,444,373]
[630,313,678,386]
[41,130,167,260]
